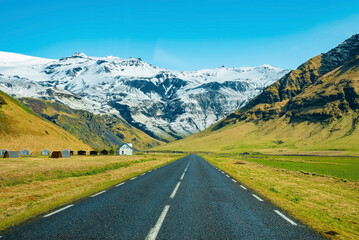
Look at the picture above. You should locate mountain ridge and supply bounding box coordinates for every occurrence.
[19,97,163,150]
[0,51,289,141]
[0,90,93,154]
[157,34,359,155]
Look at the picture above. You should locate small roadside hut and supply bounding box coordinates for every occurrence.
[101,150,109,155]
[51,151,62,158]
[90,151,98,156]
[61,149,71,158]
[70,150,74,156]
[21,149,30,156]
[0,149,7,156]
[41,149,51,156]
[117,143,133,156]
[4,151,21,158]
[78,150,86,155]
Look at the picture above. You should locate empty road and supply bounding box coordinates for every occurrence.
[0,154,323,239]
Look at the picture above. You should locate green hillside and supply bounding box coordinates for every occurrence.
[157,34,359,155]
[0,91,92,154]
[20,98,163,150]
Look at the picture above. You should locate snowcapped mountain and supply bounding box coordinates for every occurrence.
[0,51,290,141]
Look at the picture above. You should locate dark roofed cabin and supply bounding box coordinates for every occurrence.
[70,150,74,155]
[78,150,86,155]
[51,151,62,158]
[90,151,98,156]
[3,151,21,158]
[0,149,8,156]
[101,150,108,155]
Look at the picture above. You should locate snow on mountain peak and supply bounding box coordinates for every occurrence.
[71,52,88,58]
[0,51,290,141]
[259,64,277,69]
[0,51,54,66]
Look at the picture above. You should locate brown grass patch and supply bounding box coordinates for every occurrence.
[204,155,359,240]
[0,153,182,231]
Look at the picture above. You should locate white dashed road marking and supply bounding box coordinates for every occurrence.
[252,194,264,202]
[116,182,125,187]
[91,191,106,198]
[170,182,181,199]
[274,210,297,226]
[240,185,247,190]
[232,179,237,183]
[131,177,137,180]
[145,205,170,240]
[43,205,74,218]
[180,172,186,180]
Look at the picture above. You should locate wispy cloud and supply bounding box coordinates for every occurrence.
[152,46,188,70]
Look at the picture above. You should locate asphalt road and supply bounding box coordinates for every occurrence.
[1,154,323,240]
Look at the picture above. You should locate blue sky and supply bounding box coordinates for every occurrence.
[1,0,359,70]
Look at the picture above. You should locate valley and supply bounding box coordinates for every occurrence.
[157,34,359,156]
[0,32,358,240]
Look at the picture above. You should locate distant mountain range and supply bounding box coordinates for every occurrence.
[0,51,289,141]
[159,34,359,155]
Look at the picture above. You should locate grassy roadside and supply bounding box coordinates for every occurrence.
[0,153,183,232]
[202,154,359,240]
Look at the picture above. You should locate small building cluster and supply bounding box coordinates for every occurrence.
[1,143,134,158]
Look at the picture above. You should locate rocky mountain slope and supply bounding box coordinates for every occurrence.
[0,90,92,154]
[20,97,162,150]
[158,34,359,155]
[0,51,289,141]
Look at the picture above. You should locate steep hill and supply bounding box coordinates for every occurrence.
[20,98,162,150]
[0,90,92,154]
[0,51,289,141]
[158,34,359,155]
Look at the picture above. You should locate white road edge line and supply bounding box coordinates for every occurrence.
[274,210,297,226]
[180,172,186,180]
[232,179,237,182]
[91,190,106,197]
[226,174,230,178]
[43,204,74,218]
[116,182,125,187]
[240,185,247,190]
[131,177,137,180]
[141,173,146,176]
[170,182,181,199]
[252,194,264,202]
[145,205,170,240]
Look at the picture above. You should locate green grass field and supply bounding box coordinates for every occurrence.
[224,154,359,181]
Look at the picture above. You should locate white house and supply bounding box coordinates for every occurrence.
[117,143,133,155]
